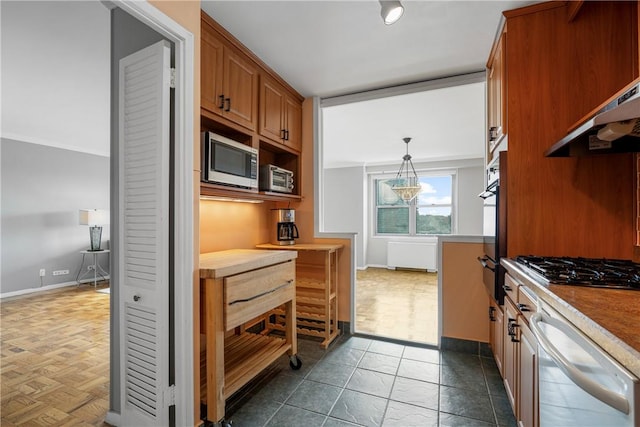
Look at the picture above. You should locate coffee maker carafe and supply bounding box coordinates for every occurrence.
[272,208,299,245]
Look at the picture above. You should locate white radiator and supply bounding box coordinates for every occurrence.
[387,241,437,271]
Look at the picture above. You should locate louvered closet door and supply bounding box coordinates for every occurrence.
[118,40,172,426]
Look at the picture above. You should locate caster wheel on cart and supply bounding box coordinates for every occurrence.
[218,421,232,427]
[289,355,302,370]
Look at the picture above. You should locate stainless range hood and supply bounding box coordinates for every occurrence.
[545,78,640,157]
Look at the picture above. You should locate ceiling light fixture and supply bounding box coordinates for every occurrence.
[379,0,404,25]
[391,137,421,202]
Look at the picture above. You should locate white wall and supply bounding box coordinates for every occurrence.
[1,1,110,157]
[322,166,367,267]
[0,1,110,294]
[323,158,485,269]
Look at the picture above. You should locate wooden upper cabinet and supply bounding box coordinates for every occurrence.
[259,75,302,152]
[283,95,302,151]
[201,24,224,114]
[260,76,285,142]
[486,27,507,162]
[223,48,259,131]
[201,18,259,131]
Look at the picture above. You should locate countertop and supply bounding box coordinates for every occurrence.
[437,235,484,244]
[200,249,297,279]
[256,243,343,251]
[502,258,640,378]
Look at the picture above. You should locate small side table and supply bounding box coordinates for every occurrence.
[76,249,110,288]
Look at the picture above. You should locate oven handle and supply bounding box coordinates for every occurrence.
[477,256,495,271]
[530,312,630,415]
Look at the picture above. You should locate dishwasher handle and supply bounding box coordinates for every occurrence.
[530,312,630,415]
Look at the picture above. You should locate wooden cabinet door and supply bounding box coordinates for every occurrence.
[518,321,537,427]
[487,30,506,161]
[284,95,302,152]
[223,48,258,131]
[503,297,519,417]
[201,23,224,115]
[260,76,285,142]
[489,299,504,376]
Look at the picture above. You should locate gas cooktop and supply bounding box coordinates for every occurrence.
[515,256,640,290]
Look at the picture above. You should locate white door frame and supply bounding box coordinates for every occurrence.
[107,1,194,426]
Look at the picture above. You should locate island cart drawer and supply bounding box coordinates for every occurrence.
[224,260,295,331]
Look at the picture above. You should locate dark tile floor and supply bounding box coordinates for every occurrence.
[224,335,516,427]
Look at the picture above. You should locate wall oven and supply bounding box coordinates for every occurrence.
[478,151,507,304]
[201,131,258,190]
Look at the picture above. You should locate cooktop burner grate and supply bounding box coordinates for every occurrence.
[515,256,640,290]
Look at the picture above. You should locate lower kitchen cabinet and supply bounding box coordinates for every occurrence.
[503,296,520,414]
[500,272,539,427]
[518,319,537,427]
[489,298,505,376]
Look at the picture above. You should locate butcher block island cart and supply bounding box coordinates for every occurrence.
[199,249,301,425]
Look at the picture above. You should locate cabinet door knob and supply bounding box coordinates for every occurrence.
[218,95,225,109]
[284,130,289,141]
[133,295,141,302]
[489,306,496,321]
[224,98,231,112]
[517,303,530,312]
[281,129,286,139]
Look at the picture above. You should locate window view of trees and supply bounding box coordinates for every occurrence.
[376,175,453,235]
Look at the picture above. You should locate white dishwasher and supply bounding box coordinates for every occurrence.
[530,300,639,427]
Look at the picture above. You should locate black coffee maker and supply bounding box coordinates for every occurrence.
[272,208,299,245]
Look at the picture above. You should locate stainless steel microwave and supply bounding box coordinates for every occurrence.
[259,164,294,193]
[201,131,258,189]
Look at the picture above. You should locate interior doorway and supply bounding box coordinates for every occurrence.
[355,268,438,344]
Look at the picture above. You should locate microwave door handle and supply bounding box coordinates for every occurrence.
[292,224,299,239]
[530,313,630,415]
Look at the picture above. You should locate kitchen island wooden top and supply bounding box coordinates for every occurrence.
[200,249,297,279]
[503,258,640,378]
[256,243,343,251]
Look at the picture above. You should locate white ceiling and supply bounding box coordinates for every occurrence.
[322,80,486,168]
[202,0,537,166]
[201,0,537,98]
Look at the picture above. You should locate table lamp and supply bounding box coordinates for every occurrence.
[79,209,109,251]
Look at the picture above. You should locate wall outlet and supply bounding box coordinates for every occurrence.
[53,269,69,276]
[39,269,46,277]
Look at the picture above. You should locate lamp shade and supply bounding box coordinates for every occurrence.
[380,0,404,25]
[79,209,109,226]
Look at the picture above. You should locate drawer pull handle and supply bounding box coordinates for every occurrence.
[229,280,293,305]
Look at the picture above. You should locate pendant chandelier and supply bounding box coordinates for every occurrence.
[391,137,421,202]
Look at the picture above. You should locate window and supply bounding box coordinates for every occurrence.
[375,173,453,235]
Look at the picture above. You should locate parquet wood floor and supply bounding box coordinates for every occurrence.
[355,268,438,345]
[1,284,111,426]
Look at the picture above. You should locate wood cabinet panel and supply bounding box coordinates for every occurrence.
[259,75,303,152]
[504,1,638,258]
[201,15,259,131]
[223,48,259,130]
[260,77,286,142]
[487,28,507,163]
[489,299,504,376]
[284,96,302,151]
[503,297,519,416]
[201,25,224,114]
[518,321,537,427]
